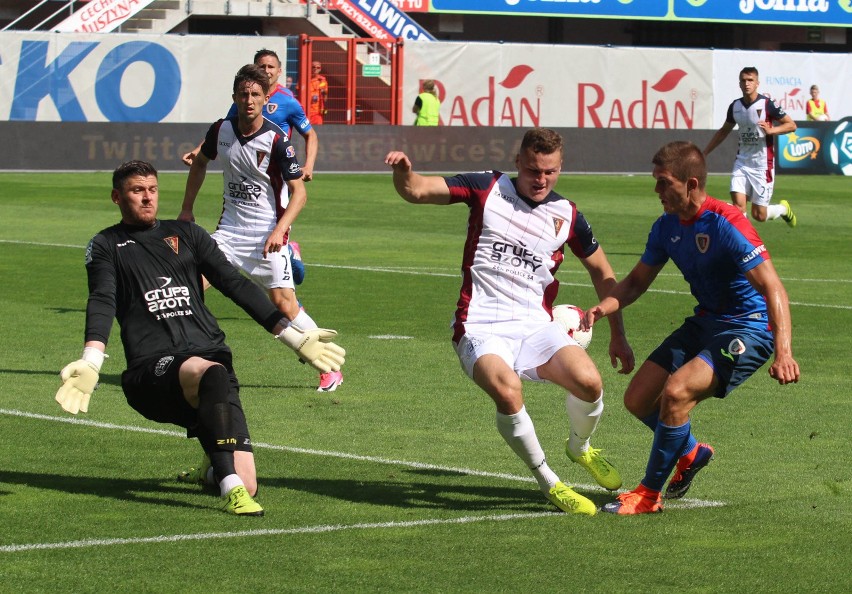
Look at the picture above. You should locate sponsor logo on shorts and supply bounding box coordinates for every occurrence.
[154,356,175,376]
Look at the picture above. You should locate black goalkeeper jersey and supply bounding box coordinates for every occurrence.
[84,219,284,367]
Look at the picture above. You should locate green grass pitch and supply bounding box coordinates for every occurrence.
[0,169,849,592]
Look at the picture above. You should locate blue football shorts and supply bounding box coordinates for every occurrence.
[648,315,774,398]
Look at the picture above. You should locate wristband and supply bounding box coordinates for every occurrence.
[82,347,107,372]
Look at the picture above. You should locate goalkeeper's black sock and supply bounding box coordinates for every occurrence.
[197,365,236,480]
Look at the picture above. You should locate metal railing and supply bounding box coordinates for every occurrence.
[1,0,78,31]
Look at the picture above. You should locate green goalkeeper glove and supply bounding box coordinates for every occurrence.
[55,347,104,414]
[276,326,346,373]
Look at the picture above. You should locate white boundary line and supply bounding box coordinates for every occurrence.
[0,513,559,553]
[0,407,725,553]
[2,239,851,310]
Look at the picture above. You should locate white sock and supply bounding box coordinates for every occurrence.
[219,473,244,497]
[496,406,559,491]
[766,203,786,220]
[289,308,318,331]
[565,391,604,457]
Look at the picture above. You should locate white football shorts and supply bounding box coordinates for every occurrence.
[454,320,577,382]
[212,229,295,290]
[730,165,774,206]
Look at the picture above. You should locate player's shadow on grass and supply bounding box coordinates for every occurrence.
[0,470,215,511]
[0,368,123,388]
[265,469,611,513]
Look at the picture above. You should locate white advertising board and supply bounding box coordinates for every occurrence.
[403,41,715,129]
[0,32,287,123]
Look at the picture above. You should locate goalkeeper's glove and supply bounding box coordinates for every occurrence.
[276,326,345,373]
[55,347,104,415]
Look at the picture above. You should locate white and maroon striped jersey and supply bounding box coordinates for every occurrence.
[726,94,787,171]
[200,116,302,236]
[444,171,600,341]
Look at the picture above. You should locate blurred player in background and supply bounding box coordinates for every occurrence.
[806,84,829,121]
[583,141,799,515]
[385,128,635,516]
[179,65,344,393]
[55,160,344,516]
[704,66,797,227]
[181,52,336,391]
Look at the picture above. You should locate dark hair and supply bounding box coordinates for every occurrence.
[254,48,280,66]
[652,141,707,189]
[520,128,563,157]
[233,64,270,95]
[112,160,158,190]
[739,66,759,78]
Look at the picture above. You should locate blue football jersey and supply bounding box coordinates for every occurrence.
[641,196,770,326]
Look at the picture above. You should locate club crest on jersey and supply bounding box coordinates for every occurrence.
[695,233,710,253]
[154,356,175,377]
[163,236,179,254]
[267,103,278,114]
[255,151,268,167]
[757,109,763,118]
[552,217,565,235]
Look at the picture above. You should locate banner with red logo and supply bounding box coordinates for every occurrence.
[404,41,713,129]
[54,0,155,33]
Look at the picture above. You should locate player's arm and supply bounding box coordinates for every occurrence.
[300,127,318,182]
[760,113,796,136]
[580,247,635,373]
[265,176,307,257]
[745,260,800,385]
[56,236,116,414]
[384,151,451,205]
[585,260,662,327]
[703,121,735,156]
[181,141,203,167]
[179,150,210,223]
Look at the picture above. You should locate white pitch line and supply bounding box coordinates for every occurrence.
[2,239,850,308]
[0,512,558,553]
[0,408,726,504]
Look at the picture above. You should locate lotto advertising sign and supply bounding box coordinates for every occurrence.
[778,118,852,175]
[404,41,714,129]
[0,32,286,122]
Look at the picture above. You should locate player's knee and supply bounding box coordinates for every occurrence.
[198,365,230,406]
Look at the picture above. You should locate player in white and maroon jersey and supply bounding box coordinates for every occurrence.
[180,65,343,392]
[704,66,798,227]
[385,128,635,516]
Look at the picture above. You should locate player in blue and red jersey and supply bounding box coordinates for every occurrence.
[584,141,800,515]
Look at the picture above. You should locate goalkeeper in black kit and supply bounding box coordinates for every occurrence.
[55,160,345,516]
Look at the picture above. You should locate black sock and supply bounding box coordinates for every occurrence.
[196,365,236,480]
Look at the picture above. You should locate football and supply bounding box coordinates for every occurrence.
[552,304,593,350]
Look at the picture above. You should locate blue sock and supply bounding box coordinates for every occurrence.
[641,420,692,492]
[680,433,698,459]
[640,410,659,431]
[641,410,697,459]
